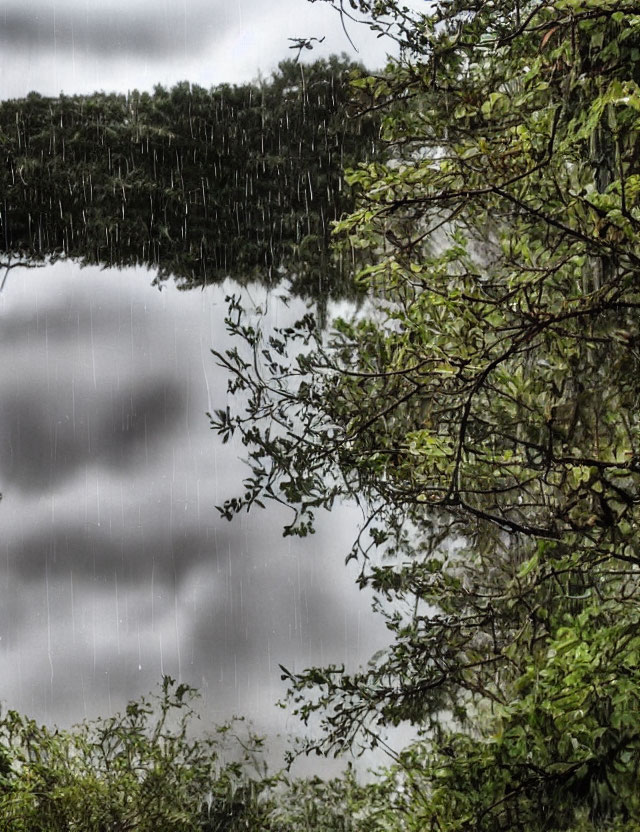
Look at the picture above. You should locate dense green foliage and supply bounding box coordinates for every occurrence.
[0,679,263,831]
[0,678,382,831]
[213,1,640,828]
[0,56,380,301]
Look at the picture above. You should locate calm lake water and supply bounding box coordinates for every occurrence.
[0,259,389,768]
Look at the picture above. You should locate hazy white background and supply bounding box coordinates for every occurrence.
[0,0,398,99]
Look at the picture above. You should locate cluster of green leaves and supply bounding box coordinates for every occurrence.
[0,677,388,831]
[0,56,381,303]
[0,677,281,831]
[213,0,640,828]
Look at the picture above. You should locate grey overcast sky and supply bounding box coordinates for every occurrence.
[0,0,398,99]
[0,262,394,776]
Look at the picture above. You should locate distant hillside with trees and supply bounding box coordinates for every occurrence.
[0,55,381,301]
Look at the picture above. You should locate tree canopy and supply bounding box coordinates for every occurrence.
[213,1,640,828]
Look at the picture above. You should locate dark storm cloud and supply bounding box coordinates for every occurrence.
[3,523,222,583]
[0,2,220,59]
[0,586,32,633]
[0,375,186,492]
[0,296,129,347]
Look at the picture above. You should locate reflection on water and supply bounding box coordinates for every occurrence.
[0,260,388,766]
[0,60,381,313]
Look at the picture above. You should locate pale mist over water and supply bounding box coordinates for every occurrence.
[0,261,389,768]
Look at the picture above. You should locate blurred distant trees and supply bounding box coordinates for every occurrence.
[0,677,386,831]
[0,55,382,302]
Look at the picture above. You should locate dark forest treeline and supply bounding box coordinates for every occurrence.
[0,55,381,299]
